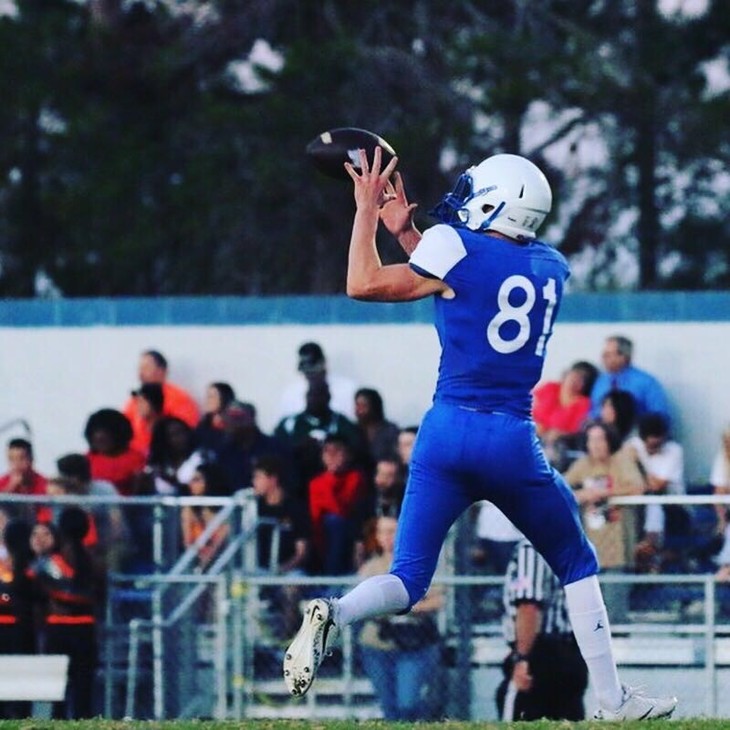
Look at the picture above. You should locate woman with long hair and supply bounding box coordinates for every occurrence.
[28,507,97,719]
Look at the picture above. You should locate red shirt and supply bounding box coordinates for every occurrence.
[87,449,146,497]
[0,469,48,496]
[532,381,591,435]
[308,469,367,555]
[0,470,48,520]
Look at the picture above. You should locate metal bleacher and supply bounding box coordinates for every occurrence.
[4,489,730,720]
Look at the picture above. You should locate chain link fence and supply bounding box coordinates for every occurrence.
[1,492,729,720]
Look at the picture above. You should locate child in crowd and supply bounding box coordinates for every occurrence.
[308,434,368,576]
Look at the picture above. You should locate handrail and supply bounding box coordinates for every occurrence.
[0,418,32,438]
[168,497,244,576]
[2,492,729,508]
[0,493,246,506]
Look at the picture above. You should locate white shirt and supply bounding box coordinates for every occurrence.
[627,435,685,534]
[475,501,523,542]
[627,436,685,495]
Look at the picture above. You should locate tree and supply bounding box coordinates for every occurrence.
[0,0,726,296]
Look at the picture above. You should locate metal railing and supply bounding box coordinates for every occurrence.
[1,492,729,719]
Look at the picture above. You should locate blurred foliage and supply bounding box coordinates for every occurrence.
[0,0,727,296]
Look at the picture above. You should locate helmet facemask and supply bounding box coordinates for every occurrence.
[428,171,474,227]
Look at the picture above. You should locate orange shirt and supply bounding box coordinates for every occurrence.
[123,381,200,455]
[36,509,99,548]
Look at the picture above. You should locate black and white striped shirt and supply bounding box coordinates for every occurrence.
[502,539,573,643]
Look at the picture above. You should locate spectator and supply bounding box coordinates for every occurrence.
[308,434,368,576]
[252,454,311,638]
[54,453,129,573]
[370,456,405,520]
[180,462,232,571]
[253,455,310,573]
[277,341,358,421]
[128,383,165,456]
[471,501,523,621]
[0,516,35,719]
[275,380,365,496]
[532,360,598,464]
[84,408,146,497]
[472,501,523,575]
[0,438,48,521]
[496,539,588,721]
[28,507,98,719]
[194,382,236,451]
[358,456,406,565]
[354,387,400,465]
[30,519,59,561]
[358,515,444,721]
[714,529,730,584]
[625,413,686,573]
[122,349,200,454]
[214,400,294,494]
[564,421,646,620]
[709,425,730,537]
[141,416,209,496]
[395,425,418,483]
[0,507,11,578]
[40,477,100,548]
[599,390,637,444]
[589,335,671,424]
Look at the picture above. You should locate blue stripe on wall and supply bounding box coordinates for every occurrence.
[0,292,728,327]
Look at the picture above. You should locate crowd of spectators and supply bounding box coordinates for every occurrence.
[1,335,729,718]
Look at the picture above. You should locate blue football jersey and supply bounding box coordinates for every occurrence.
[409,224,570,418]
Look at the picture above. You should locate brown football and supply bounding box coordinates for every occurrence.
[305,127,396,181]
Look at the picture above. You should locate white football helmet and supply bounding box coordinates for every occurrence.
[430,153,552,240]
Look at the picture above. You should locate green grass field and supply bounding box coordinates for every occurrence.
[0,720,724,729]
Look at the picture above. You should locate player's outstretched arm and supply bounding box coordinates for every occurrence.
[345,148,447,303]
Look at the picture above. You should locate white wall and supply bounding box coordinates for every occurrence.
[1,320,728,482]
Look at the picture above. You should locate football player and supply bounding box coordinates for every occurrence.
[284,148,677,721]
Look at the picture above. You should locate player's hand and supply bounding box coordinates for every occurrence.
[345,146,399,214]
[380,172,418,237]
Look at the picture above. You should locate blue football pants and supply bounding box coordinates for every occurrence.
[390,402,599,606]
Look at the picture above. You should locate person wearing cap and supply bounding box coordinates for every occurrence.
[122,349,200,455]
[276,341,358,421]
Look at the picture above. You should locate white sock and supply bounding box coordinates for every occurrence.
[564,575,623,711]
[335,574,410,626]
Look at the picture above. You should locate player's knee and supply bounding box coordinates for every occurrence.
[555,542,599,585]
[391,569,429,609]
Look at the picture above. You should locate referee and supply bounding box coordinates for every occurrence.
[496,538,588,721]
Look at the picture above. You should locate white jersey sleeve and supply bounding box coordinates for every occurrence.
[409,224,467,280]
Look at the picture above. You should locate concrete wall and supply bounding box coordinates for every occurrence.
[1,293,728,482]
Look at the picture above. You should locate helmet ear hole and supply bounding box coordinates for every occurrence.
[430,154,551,238]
